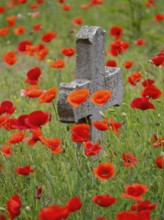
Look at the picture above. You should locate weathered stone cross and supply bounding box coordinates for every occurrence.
[57,26,123,142]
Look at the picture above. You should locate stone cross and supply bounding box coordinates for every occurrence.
[57,26,123,142]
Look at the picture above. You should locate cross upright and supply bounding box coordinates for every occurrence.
[57,26,123,141]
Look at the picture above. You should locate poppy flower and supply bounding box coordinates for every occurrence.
[123,61,134,69]
[109,118,122,135]
[145,0,155,7]
[41,137,63,154]
[109,40,129,56]
[14,26,26,35]
[155,156,164,169]
[93,118,109,131]
[72,17,83,25]
[6,194,21,220]
[32,24,42,31]
[7,131,25,144]
[1,145,12,157]
[36,43,48,60]
[131,200,156,212]
[91,90,112,105]
[130,97,155,110]
[6,15,17,27]
[109,26,123,40]
[0,27,9,36]
[21,86,43,98]
[122,153,138,167]
[121,183,149,201]
[57,0,65,3]
[67,89,90,108]
[66,196,82,213]
[50,59,65,68]
[25,44,38,56]
[141,85,162,99]
[83,141,103,156]
[151,134,164,148]
[35,186,42,200]
[90,0,104,6]
[3,51,17,66]
[96,217,106,220]
[150,55,164,66]
[0,114,9,128]
[128,71,142,86]
[93,162,115,181]
[80,4,89,9]
[25,128,43,146]
[30,3,38,9]
[0,213,5,220]
[39,87,58,104]
[134,38,146,46]
[71,123,90,143]
[25,110,50,129]
[92,194,116,207]
[106,59,117,67]
[61,48,75,57]
[142,79,154,87]
[116,211,138,220]
[3,118,17,131]
[25,66,42,85]
[39,205,70,220]
[0,100,16,115]
[17,40,32,52]
[37,0,44,3]
[15,165,35,175]
[154,14,164,22]
[0,6,6,13]
[41,32,57,42]
[62,4,71,11]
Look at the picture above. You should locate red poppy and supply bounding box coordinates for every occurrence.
[30,3,38,9]
[109,26,123,40]
[96,217,106,220]
[62,4,71,11]
[50,59,65,68]
[90,0,104,6]
[83,141,103,156]
[6,15,17,27]
[116,211,138,220]
[57,0,65,3]
[131,200,156,212]
[6,194,21,220]
[109,118,122,135]
[15,165,35,175]
[7,131,25,144]
[25,44,37,56]
[91,90,112,105]
[0,27,9,36]
[41,31,56,42]
[154,14,164,22]
[33,24,42,31]
[41,137,63,154]
[121,183,149,201]
[21,86,43,98]
[13,114,29,130]
[141,85,162,99]
[155,156,164,169]
[25,128,43,146]
[130,97,155,110]
[80,4,89,10]
[35,186,42,200]
[128,71,142,86]
[71,123,90,143]
[66,196,82,213]
[92,194,116,207]
[3,51,17,66]
[134,38,146,46]
[39,87,58,104]
[0,114,9,128]
[151,55,164,66]
[25,110,50,129]
[25,67,42,85]
[93,118,109,131]
[39,205,70,220]
[37,0,44,3]
[0,6,6,13]
[142,79,154,87]
[109,40,129,56]
[0,213,5,220]
[72,17,83,25]
[17,40,32,52]
[123,61,134,69]
[122,153,138,167]
[14,26,26,35]
[61,48,75,56]
[0,100,16,115]
[151,134,164,148]
[106,59,117,67]
[67,89,90,108]
[3,118,17,131]
[1,145,12,157]
[145,0,155,7]
[93,162,115,181]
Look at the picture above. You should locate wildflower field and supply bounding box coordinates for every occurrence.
[0,0,164,219]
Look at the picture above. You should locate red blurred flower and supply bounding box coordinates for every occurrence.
[62,4,71,11]
[72,17,83,25]
[1,145,12,157]
[39,87,58,104]
[3,118,17,131]
[134,38,146,46]
[121,183,149,201]
[109,40,129,56]
[35,186,42,199]
[109,26,123,40]
[25,66,42,85]
[91,90,112,105]
[0,6,6,13]
[145,0,155,7]
[41,137,63,154]
[155,156,164,169]
[41,32,56,42]
[61,48,75,56]
[3,51,17,66]
[7,132,25,144]
[30,3,38,9]
[66,196,82,213]
[96,217,106,220]
[122,153,138,167]
[142,79,154,87]
[0,100,16,115]
[151,55,164,66]
[25,128,43,146]
[93,162,115,181]
[92,194,116,207]
[6,194,21,220]
[123,61,134,69]
[90,0,104,6]
[93,118,109,131]
[106,59,117,67]
[141,85,162,99]
[15,165,34,175]
[21,86,43,98]
[0,213,5,220]
[17,40,32,52]
[151,134,164,148]
[130,97,155,110]
[0,27,9,36]
[109,118,122,135]
[50,59,65,68]
[83,141,103,156]
[116,211,137,220]
[6,15,17,27]
[71,124,90,143]
[25,110,50,129]
[154,14,164,22]
[14,26,26,35]
[128,71,142,86]
[131,200,156,212]
[33,24,42,31]
[0,114,9,128]
[67,89,90,108]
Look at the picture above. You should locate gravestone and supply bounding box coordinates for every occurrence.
[57,26,123,142]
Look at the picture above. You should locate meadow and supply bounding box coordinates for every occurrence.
[0,0,164,219]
